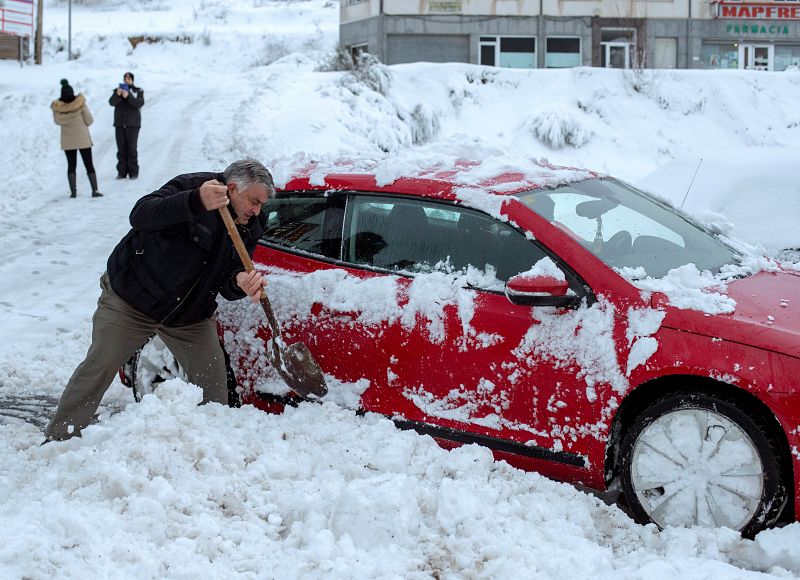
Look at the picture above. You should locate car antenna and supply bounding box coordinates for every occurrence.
[680,157,703,209]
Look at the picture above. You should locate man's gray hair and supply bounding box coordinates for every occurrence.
[223,159,275,196]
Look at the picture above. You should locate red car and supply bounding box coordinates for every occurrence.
[125,161,800,537]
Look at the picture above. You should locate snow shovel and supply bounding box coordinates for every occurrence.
[219,206,328,399]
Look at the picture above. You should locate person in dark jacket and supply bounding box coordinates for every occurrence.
[44,159,274,442]
[109,71,144,179]
[51,79,102,198]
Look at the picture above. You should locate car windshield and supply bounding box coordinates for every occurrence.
[516,178,739,278]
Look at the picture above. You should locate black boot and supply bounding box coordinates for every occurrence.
[68,173,77,198]
[88,173,103,197]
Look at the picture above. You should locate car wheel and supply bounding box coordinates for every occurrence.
[126,335,186,402]
[619,392,787,537]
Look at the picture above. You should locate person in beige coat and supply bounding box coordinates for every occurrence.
[51,79,102,198]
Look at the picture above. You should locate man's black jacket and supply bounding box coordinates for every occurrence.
[107,172,267,325]
[109,85,144,128]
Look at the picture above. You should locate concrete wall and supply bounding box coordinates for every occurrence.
[343,14,597,65]
[340,0,800,69]
[343,0,700,21]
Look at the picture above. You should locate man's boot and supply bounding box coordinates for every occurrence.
[88,173,103,198]
[68,173,77,198]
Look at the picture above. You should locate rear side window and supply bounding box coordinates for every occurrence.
[260,194,343,260]
[343,195,550,284]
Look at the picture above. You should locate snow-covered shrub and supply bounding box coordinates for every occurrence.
[317,45,355,72]
[193,0,229,22]
[251,36,295,66]
[655,93,706,114]
[524,105,593,149]
[198,27,211,47]
[400,103,441,145]
[350,52,391,96]
[777,248,800,265]
[623,66,661,95]
[334,81,411,153]
[449,69,509,111]
[465,69,499,86]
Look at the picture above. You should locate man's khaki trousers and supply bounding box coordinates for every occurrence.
[45,273,228,441]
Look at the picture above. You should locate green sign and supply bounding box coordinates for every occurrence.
[726,23,790,34]
[429,0,462,12]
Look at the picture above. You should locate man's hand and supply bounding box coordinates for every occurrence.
[115,88,123,96]
[236,270,265,303]
[121,89,129,99]
[199,179,230,211]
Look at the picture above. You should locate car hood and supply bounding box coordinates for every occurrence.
[660,269,800,359]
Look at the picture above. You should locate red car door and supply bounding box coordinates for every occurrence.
[342,195,611,475]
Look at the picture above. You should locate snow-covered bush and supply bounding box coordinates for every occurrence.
[317,45,356,72]
[524,105,593,149]
[193,0,229,22]
[400,103,441,145]
[350,52,391,96]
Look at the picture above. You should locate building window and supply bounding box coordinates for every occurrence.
[700,43,739,69]
[349,43,368,62]
[545,37,581,68]
[480,36,536,68]
[653,37,677,69]
[775,45,800,71]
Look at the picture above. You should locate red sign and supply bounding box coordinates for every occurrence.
[713,1,800,19]
[0,0,34,37]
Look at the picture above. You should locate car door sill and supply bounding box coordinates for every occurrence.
[391,417,587,468]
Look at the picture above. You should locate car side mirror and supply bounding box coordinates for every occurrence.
[504,274,580,308]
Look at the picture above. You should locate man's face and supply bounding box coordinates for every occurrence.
[123,74,133,84]
[228,182,269,225]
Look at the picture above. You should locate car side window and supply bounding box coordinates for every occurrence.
[260,193,342,260]
[343,195,551,286]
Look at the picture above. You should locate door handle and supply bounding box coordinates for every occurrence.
[311,302,359,320]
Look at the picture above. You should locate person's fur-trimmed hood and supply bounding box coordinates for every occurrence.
[51,93,86,113]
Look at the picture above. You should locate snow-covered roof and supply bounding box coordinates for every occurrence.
[276,150,600,198]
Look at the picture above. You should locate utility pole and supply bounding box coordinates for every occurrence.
[68,0,72,60]
[538,0,544,68]
[35,0,43,64]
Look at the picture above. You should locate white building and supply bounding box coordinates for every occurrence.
[340,0,800,70]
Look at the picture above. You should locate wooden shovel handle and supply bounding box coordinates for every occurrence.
[218,206,281,339]
[219,205,256,272]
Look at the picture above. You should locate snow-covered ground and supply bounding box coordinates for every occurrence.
[1,0,800,577]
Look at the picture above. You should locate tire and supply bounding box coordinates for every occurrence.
[619,392,787,537]
[123,335,241,407]
[126,335,187,402]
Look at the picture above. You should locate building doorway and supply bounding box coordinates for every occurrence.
[601,29,635,68]
[739,44,773,71]
[604,42,630,68]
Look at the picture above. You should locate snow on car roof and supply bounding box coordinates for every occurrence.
[273,147,599,199]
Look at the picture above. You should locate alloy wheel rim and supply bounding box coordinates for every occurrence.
[630,407,764,530]
[135,337,185,398]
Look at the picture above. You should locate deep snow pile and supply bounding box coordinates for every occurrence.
[3,382,800,579]
[2,0,800,577]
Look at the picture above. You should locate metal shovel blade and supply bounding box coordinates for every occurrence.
[275,342,328,398]
[217,205,328,400]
